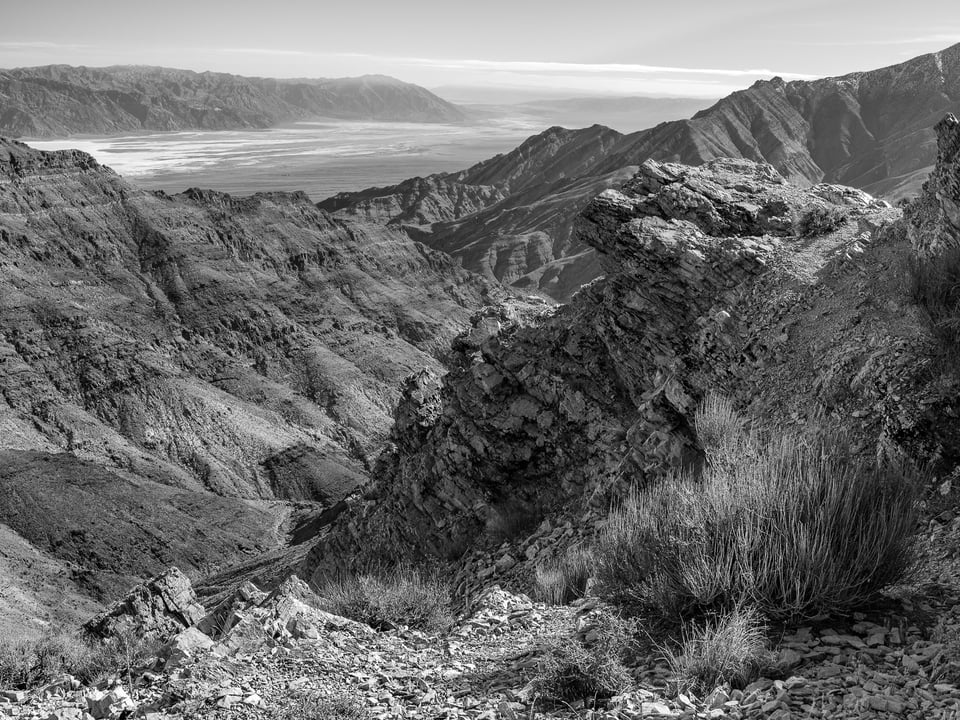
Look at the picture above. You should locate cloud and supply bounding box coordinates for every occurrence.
[341,53,818,80]
[207,48,816,80]
[797,33,960,47]
[216,47,316,57]
[0,41,90,50]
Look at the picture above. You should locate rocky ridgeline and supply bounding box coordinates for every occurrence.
[906,113,960,255]
[306,136,960,594]
[6,566,960,719]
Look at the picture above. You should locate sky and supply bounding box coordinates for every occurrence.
[2,0,960,99]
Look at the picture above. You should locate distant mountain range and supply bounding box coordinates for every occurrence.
[326,43,960,300]
[0,65,468,136]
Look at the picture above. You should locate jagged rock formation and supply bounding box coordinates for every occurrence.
[326,44,960,301]
[0,137,505,634]
[0,66,467,137]
[83,567,204,641]
[906,113,960,254]
[305,149,960,587]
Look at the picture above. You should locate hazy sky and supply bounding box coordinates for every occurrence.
[3,0,959,98]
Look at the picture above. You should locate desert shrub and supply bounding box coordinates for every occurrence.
[910,247,960,348]
[532,612,633,704]
[931,616,960,685]
[794,204,849,237]
[663,606,771,694]
[535,545,596,605]
[0,629,159,689]
[694,392,751,469]
[315,563,452,633]
[597,401,919,621]
[277,692,370,720]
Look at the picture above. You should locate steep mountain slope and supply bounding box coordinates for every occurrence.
[326,44,960,301]
[320,125,630,300]
[0,137,503,633]
[0,66,467,137]
[306,147,960,589]
[604,43,960,199]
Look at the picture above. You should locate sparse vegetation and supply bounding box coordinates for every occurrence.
[278,692,370,720]
[662,606,771,694]
[315,563,453,633]
[596,397,919,621]
[931,616,960,685]
[532,611,634,705]
[910,246,960,348]
[794,204,849,237]
[0,629,159,689]
[535,545,595,605]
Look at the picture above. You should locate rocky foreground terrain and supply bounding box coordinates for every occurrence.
[324,43,960,301]
[0,66,467,137]
[0,136,506,635]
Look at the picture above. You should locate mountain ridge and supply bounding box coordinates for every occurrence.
[0,64,468,137]
[325,43,960,301]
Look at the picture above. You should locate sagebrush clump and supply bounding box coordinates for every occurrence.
[794,204,849,237]
[315,563,453,633]
[532,611,634,704]
[596,397,919,621]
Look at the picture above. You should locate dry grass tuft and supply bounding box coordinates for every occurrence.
[315,563,453,633]
[278,692,370,720]
[535,545,595,605]
[0,629,160,689]
[663,606,771,694]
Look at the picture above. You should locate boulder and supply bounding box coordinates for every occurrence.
[162,627,214,669]
[85,686,135,719]
[83,567,204,641]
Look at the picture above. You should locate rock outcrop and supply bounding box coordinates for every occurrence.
[906,113,960,255]
[0,137,505,632]
[306,152,960,588]
[0,66,467,137]
[83,567,204,641]
[326,43,960,302]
